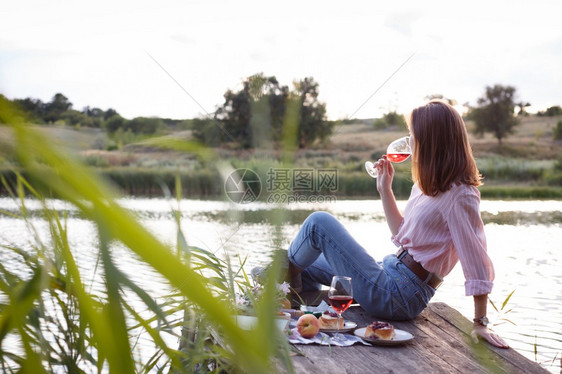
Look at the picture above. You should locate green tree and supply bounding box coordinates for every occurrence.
[373,111,406,130]
[62,109,98,127]
[44,93,72,123]
[247,74,289,147]
[190,117,222,146]
[214,81,252,147]
[540,105,562,117]
[207,74,330,149]
[53,106,105,128]
[103,108,119,120]
[293,77,330,148]
[124,117,164,135]
[83,106,105,119]
[210,73,289,148]
[104,114,126,133]
[516,101,531,116]
[14,97,46,123]
[470,85,520,144]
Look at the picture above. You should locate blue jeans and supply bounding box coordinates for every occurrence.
[288,211,435,320]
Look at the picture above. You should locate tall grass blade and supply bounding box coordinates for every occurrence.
[1,95,284,373]
[501,290,515,311]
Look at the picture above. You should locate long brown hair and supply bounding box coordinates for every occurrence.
[409,100,482,196]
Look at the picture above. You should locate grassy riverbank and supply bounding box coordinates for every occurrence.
[1,116,561,199]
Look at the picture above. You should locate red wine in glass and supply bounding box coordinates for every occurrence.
[328,295,353,314]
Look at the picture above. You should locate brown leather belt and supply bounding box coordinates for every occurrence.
[396,247,443,289]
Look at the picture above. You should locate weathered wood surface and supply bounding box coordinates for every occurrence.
[289,301,548,374]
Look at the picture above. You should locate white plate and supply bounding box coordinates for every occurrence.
[354,327,414,345]
[319,321,357,333]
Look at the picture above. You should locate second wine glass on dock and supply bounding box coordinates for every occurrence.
[328,276,353,337]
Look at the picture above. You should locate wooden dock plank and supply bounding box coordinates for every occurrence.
[289,302,549,374]
[422,302,546,373]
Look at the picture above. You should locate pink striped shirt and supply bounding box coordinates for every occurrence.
[392,183,494,296]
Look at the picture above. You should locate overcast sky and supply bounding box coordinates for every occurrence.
[1,0,561,120]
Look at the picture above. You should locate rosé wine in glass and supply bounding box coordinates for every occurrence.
[328,276,353,337]
[365,136,411,178]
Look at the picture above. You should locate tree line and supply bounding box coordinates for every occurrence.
[3,80,561,149]
[2,92,192,135]
[373,86,560,145]
[1,73,332,150]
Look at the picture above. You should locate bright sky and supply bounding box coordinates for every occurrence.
[1,0,561,120]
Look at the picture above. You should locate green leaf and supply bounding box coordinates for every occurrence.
[0,266,47,342]
[488,298,499,313]
[501,289,515,311]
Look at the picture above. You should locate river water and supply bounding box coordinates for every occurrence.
[1,197,561,372]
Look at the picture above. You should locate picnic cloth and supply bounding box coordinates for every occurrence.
[300,300,332,313]
[288,328,370,346]
[288,301,369,346]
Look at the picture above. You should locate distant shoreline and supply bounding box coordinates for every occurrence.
[1,168,561,200]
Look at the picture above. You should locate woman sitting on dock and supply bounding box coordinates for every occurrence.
[281,100,509,348]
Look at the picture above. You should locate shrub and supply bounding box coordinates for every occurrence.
[553,120,562,140]
[83,155,110,167]
[370,150,385,160]
[480,185,562,198]
[544,157,562,186]
[554,157,562,171]
[477,158,551,182]
[544,170,562,186]
[540,105,562,116]
[372,111,406,130]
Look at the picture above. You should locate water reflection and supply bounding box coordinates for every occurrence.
[5,200,561,227]
[481,210,562,225]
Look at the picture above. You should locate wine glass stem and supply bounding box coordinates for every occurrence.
[337,313,341,334]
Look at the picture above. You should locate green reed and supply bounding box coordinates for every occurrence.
[489,290,516,327]
[0,96,293,373]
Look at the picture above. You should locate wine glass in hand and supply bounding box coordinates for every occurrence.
[365,136,412,178]
[328,276,353,336]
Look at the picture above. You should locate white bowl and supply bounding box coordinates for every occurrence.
[234,315,289,332]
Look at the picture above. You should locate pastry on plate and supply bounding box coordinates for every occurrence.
[364,321,395,340]
[318,311,344,329]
